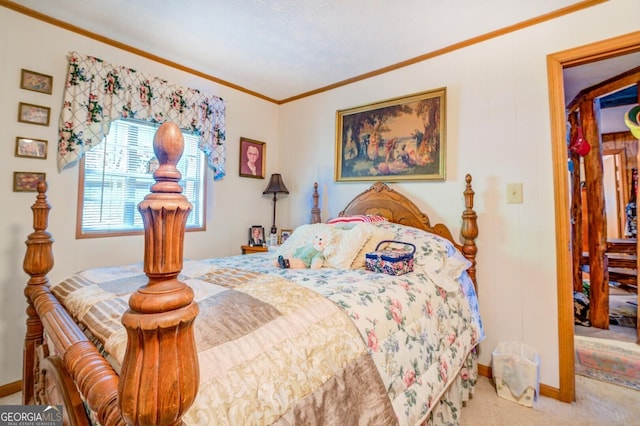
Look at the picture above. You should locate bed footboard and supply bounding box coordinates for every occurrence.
[119,123,199,425]
[22,122,199,426]
[23,182,126,425]
[37,351,91,425]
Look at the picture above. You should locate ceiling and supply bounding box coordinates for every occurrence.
[7,0,603,102]
[564,54,640,105]
[564,54,640,133]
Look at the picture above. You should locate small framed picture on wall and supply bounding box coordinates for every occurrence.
[18,102,51,126]
[20,69,53,94]
[15,137,47,159]
[239,137,266,179]
[13,171,46,192]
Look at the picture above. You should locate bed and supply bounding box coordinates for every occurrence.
[22,122,482,425]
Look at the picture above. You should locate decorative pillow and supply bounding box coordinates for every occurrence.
[349,224,395,269]
[275,224,336,259]
[275,223,370,269]
[371,221,471,291]
[414,234,470,277]
[444,248,473,280]
[323,225,371,269]
[327,214,387,225]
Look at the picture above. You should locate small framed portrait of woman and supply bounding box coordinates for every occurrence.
[239,137,265,179]
[248,226,265,246]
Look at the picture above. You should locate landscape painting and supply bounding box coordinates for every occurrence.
[335,88,446,182]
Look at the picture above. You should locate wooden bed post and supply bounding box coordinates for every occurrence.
[23,183,125,424]
[311,182,322,224]
[461,174,479,290]
[22,181,53,405]
[119,122,199,425]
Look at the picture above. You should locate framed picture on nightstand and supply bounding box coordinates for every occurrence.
[279,229,292,244]
[248,225,265,246]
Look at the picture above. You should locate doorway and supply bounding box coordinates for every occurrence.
[603,151,626,238]
[547,32,640,403]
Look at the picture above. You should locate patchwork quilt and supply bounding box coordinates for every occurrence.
[50,223,483,425]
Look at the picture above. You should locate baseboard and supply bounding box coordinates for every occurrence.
[0,380,21,398]
[539,382,561,400]
[478,363,492,378]
[478,363,560,400]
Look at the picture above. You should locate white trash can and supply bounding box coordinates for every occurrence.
[492,341,540,407]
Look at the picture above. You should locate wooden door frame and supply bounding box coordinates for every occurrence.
[547,31,640,403]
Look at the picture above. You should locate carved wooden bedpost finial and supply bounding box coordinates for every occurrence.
[311,182,322,224]
[22,181,53,405]
[120,122,199,425]
[460,174,479,290]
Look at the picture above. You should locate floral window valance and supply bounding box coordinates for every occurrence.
[58,52,226,180]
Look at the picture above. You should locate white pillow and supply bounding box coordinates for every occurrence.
[445,251,472,280]
[275,224,336,259]
[274,223,370,269]
[376,221,471,292]
[349,223,395,269]
[413,236,471,292]
[323,224,371,269]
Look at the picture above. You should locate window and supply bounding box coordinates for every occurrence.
[77,119,206,238]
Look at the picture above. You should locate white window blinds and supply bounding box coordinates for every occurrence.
[79,119,205,236]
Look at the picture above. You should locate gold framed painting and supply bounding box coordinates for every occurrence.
[335,88,446,182]
[20,69,53,94]
[13,171,46,192]
[15,137,48,159]
[18,102,51,126]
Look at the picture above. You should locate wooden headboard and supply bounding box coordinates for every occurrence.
[311,177,478,287]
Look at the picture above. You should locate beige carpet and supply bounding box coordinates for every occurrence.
[461,375,640,425]
[3,375,639,424]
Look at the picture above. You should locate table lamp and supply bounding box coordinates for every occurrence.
[263,173,289,236]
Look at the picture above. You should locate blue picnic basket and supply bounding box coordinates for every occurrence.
[365,240,416,275]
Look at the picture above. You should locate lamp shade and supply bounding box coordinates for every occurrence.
[263,173,289,195]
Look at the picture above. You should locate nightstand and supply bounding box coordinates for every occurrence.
[241,245,268,255]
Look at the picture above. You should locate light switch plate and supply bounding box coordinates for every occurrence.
[507,183,523,204]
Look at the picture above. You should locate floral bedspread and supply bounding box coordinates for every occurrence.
[209,222,484,425]
[50,223,483,425]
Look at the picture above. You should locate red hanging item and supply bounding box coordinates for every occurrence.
[569,126,591,156]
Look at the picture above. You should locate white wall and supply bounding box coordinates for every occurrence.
[0,8,281,385]
[278,0,639,389]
